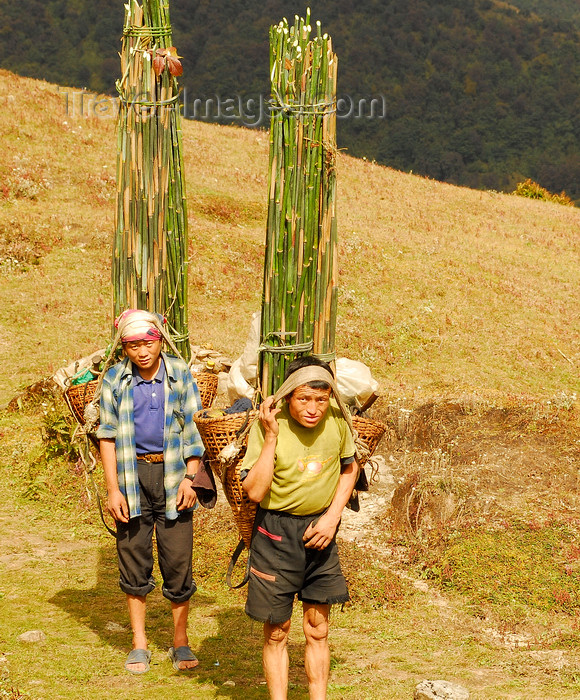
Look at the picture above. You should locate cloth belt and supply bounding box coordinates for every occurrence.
[138,453,164,463]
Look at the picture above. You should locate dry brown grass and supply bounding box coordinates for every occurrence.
[4,71,580,698]
[2,70,580,406]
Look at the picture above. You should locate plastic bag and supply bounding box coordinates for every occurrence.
[227,357,256,402]
[226,311,260,402]
[336,358,379,409]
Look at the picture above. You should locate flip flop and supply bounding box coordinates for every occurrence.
[125,648,151,675]
[168,645,199,671]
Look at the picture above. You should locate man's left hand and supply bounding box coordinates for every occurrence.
[177,479,197,510]
[303,512,340,550]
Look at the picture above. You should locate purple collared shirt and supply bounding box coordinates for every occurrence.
[133,360,165,455]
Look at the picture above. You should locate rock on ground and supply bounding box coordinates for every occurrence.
[17,630,46,643]
[414,679,470,700]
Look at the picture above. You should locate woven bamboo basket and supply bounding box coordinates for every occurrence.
[64,379,99,425]
[222,463,258,549]
[64,371,219,427]
[193,371,219,410]
[193,410,259,480]
[194,409,259,548]
[194,409,388,549]
[351,415,388,467]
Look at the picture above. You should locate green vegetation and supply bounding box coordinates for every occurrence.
[436,523,580,615]
[512,178,574,206]
[0,0,579,200]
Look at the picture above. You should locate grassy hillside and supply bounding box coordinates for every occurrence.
[1,70,580,406]
[4,72,580,699]
[1,1,580,199]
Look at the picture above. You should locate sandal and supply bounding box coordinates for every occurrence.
[125,648,151,675]
[168,645,198,671]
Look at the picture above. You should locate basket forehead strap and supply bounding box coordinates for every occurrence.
[221,367,369,466]
[272,366,353,432]
[92,313,187,408]
[271,367,368,463]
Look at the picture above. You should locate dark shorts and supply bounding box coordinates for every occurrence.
[245,507,350,624]
[115,460,196,603]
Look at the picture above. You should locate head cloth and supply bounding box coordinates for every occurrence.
[270,365,353,431]
[270,363,370,467]
[115,309,165,342]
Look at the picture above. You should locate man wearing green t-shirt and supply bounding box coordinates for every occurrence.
[242,356,359,700]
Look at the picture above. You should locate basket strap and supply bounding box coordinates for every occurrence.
[72,424,118,538]
[226,538,251,589]
[88,470,118,538]
[217,407,258,469]
[84,323,125,412]
[235,409,253,438]
[231,407,255,453]
[234,367,359,449]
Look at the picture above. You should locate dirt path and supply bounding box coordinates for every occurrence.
[339,453,396,546]
[3,424,580,699]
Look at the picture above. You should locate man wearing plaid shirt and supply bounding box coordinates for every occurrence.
[97,310,203,674]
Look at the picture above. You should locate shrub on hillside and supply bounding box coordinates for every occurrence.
[24,401,84,505]
[512,178,574,206]
[434,521,580,617]
[340,540,411,608]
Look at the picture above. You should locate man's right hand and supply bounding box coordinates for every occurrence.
[259,396,282,437]
[107,489,130,523]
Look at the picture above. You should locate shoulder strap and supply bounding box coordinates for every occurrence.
[226,538,251,589]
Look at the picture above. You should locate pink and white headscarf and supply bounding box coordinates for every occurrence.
[115,309,165,343]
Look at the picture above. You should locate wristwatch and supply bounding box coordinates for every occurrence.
[184,474,196,483]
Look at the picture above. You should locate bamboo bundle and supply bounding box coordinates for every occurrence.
[112,0,190,359]
[259,11,338,396]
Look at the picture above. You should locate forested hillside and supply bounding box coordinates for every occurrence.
[1,0,579,200]
[506,0,580,26]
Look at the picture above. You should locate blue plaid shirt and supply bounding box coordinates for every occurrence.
[96,353,203,520]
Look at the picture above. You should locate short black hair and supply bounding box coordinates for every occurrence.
[284,355,334,391]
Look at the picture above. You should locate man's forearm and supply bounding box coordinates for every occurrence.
[100,438,120,494]
[242,434,278,502]
[100,437,130,522]
[325,459,359,523]
[185,456,201,476]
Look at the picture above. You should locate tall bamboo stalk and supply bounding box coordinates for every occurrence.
[259,13,338,396]
[112,0,190,359]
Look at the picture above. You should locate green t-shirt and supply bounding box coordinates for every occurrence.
[241,399,356,516]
